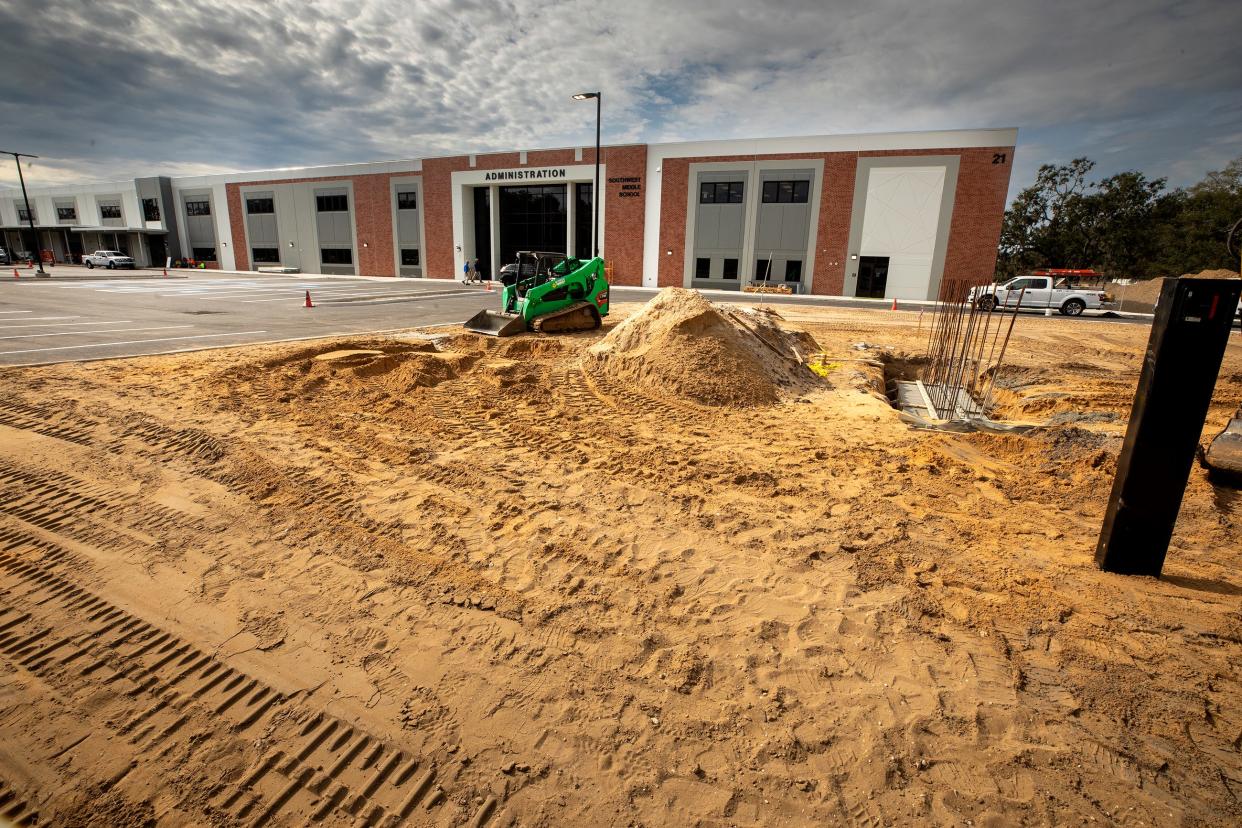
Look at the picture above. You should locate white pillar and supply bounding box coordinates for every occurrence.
[566,183,576,258]
[489,185,501,270]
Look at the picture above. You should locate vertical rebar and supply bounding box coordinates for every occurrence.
[922,279,1027,420]
[980,288,1025,413]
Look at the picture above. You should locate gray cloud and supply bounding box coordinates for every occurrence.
[0,0,1238,200]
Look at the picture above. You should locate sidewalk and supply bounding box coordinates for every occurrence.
[4,264,188,281]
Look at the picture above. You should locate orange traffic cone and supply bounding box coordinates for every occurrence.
[26,260,33,269]
[12,268,18,279]
[485,280,493,292]
[304,290,314,308]
[162,267,168,278]
[890,298,898,311]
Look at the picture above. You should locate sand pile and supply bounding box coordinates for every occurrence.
[1183,267,1240,280]
[252,340,477,402]
[1107,269,1239,311]
[587,287,819,406]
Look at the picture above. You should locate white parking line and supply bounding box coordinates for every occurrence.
[0,311,33,315]
[195,287,379,300]
[0,320,133,330]
[0,330,267,356]
[0,325,192,341]
[239,288,463,303]
[0,316,83,322]
[317,290,483,306]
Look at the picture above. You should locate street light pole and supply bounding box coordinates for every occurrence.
[0,149,47,276]
[572,92,602,258]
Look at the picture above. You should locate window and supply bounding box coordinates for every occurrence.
[695,257,710,279]
[723,258,738,280]
[17,207,34,221]
[401,248,420,266]
[1008,277,1045,291]
[252,247,280,263]
[785,260,803,282]
[762,180,810,203]
[699,181,744,204]
[246,197,274,214]
[100,204,122,219]
[321,248,352,264]
[397,191,417,210]
[497,185,566,264]
[316,194,348,212]
[57,206,77,220]
[142,198,161,221]
[755,259,774,281]
[184,200,210,217]
[191,247,217,261]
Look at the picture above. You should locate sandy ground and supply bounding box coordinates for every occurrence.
[0,299,1239,827]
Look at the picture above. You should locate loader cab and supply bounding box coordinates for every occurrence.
[512,251,578,297]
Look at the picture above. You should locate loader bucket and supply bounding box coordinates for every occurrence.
[1205,417,1242,485]
[464,309,527,337]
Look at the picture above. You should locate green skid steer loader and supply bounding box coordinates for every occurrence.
[464,251,609,336]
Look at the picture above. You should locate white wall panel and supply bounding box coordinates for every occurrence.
[858,166,946,300]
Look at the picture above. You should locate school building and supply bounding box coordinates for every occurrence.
[0,127,1017,300]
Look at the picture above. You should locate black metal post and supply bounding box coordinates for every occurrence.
[2,150,47,276]
[593,92,600,258]
[1096,277,1242,576]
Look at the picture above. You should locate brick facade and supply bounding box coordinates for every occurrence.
[941,147,1014,284]
[210,135,1011,293]
[226,172,399,276]
[657,146,1015,293]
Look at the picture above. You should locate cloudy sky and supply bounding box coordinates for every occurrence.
[1,0,1239,202]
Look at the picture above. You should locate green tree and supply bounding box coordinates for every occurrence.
[1146,157,1242,277]
[998,158,1095,279]
[1089,171,1167,277]
[997,159,1167,279]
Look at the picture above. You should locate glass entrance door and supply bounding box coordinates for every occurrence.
[498,185,567,268]
[574,183,593,260]
[856,256,890,299]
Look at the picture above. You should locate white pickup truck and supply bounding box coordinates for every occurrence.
[971,275,1113,316]
[83,250,136,269]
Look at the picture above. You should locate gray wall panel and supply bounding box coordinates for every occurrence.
[391,178,422,276]
[180,191,216,250]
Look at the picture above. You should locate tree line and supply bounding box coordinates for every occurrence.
[998,155,1242,281]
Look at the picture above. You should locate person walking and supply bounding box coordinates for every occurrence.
[463,259,471,283]
[471,259,481,283]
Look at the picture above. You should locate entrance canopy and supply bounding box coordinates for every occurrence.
[70,226,167,234]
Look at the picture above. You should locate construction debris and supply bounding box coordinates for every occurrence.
[888,278,1027,428]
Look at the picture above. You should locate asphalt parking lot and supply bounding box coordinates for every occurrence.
[0,270,494,366]
[0,268,1168,367]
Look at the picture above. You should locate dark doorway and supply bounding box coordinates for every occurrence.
[146,235,166,269]
[498,184,566,267]
[66,231,84,264]
[856,256,890,299]
[574,182,593,260]
[19,229,37,259]
[472,188,492,279]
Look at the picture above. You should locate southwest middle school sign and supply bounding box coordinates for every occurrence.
[483,168,568,182]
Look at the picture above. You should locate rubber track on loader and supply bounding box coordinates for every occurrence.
[531,301,600,334]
